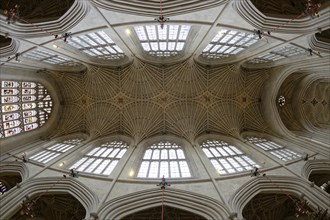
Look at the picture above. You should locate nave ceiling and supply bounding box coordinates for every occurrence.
[50,59,270,143]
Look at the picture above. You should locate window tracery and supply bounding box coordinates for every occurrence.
[248,45,306,64]
[202,29,258,59]
[134,25,190,57]
[246,137,301,161]
[69,141,128,175]
[201,140,259,174]
[24,49,79,66]
[67,31,125,60]
[30,138,83,164]
[137,141,191,178]
[0,80,52,138]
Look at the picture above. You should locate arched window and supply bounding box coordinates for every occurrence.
[29,138,83,164]
[134,25,191,57]
[201,140,259,174]
[69,141,128,175]
[0,80,52,138]
[248,45,306,64]
[202,29,258,59]
[137,141,191,178]
[246,137,301,161]
[67,31,125,60]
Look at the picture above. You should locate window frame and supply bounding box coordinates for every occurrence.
[67,31,125,60]
[0,81,53,138]
[201,139,259,175]
[246,137,301,162]
[137,141,192,179]
[134,25,191,57]
[248,45,306,64]
[69,141,129,176]
[202,29,258,59]
[29,138,84,164]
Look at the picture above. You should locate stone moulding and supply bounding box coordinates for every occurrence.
[0,177,99,219]
[0,0,89,38]
[234,0,330,34]
[98,188,230,219]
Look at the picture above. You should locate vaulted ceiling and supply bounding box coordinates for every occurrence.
[50,60,270,142]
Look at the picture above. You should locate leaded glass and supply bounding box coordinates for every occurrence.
[134,25,191,57]
[248,45,306,64]
[246,137,301,161]
[67,31,125,60]
[24,49,80,67]
[202,29,258,59]
[69,141,128,175]
[137,141,191,178]
[29,138,83,164]
[201,140,259,175]
[0,81,53,138]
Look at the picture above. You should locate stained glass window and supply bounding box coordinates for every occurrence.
[202,29,258,59]
[67,31,125,60]
[29,139,83,164]
[246,137,301,161]
[201,140,259,175]
[69,141,128,175]
[0,81,52,138]
[137,141,191,178]
[134,25,191,57]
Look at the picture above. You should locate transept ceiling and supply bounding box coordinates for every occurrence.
[278,72,330,132]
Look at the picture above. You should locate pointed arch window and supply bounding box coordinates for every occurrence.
[202,29,258,59]
[69,141,128,175]
[0,81,52,138]
[248,45,306,64]
[134,25,191,57]
[29,138,83,164]
[24,49,80,66]
[246,137,301,161]
[201,140,259,174]
[67,31,125,60]
[137,141,191,178]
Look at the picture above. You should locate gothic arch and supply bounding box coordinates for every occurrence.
[0,161,29,181]
[0,0,90,38]
[229,176,330,219]
[260,60,330,156]
[234,0,330,34]
[0,177,99,219]
[98,188,230,220]
[302,159,330,179]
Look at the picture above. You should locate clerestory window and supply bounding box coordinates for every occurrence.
[246,137,301,161]
[137,141,191,178]
[67,31,125,60]
[248,45,306,64]
[134,25,191,57]
[30,139,83,164]
[69,141,128,175]
[24,49,80,66]
[201,140,259,174]
[0,81,52,138]
[202,29,258,59]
